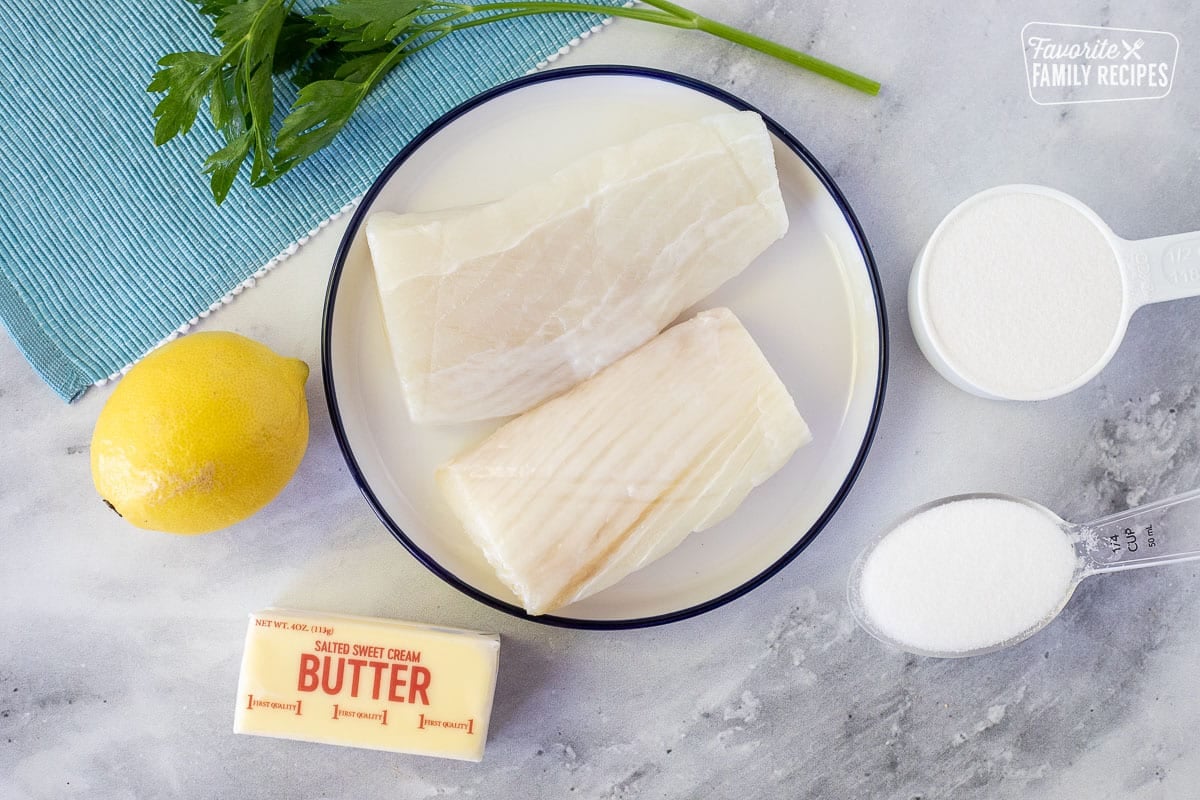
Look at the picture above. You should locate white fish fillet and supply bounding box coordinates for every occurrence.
[366,111,788,424]
[437,308,811,616]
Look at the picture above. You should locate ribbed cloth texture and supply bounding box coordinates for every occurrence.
[0,0,622,400]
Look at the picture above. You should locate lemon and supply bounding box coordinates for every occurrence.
[90,332,310,534]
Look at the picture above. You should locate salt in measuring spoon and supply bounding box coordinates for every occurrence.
[846,489,1200,658]
[909,184,1200,401]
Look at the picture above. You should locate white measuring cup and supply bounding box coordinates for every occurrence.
[910,184,1200,400]
[847,489,1200,658]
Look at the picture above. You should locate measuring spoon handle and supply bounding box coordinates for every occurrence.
[1078,486,1200,575]
[1120,231,1200,308]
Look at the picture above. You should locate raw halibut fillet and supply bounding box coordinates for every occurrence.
[367,111,788,424]
[437,308,811,616]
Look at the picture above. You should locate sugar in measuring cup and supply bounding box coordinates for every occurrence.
[847,490,1200,658]
[909,184,1200,400]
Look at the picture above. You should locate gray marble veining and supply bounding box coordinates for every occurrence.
[4,1,1200,797]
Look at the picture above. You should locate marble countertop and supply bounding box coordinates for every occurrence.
[4,2,1200,797]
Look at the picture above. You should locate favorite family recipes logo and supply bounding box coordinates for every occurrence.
[1022,22,1179,104]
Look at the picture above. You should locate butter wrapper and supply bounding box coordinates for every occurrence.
[233,608,499,761]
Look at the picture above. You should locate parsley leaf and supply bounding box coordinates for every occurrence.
[309,0,425,50]
[151,0,880,204]
[149,51,220,146]
[203,131,255,204]
[274,79,365,176]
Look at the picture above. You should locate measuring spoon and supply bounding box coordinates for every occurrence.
[910,184,1200,401]
[847,489,1200,658]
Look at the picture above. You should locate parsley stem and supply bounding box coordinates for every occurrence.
[429,1,878,94]
[692,16,880,95]
[634,0,694,17]
[359,20,462,97]
[445,6,685,33]
[466,2,690,27]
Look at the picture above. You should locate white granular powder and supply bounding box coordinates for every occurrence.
[920,191,1125,398]
[859,497,1080,654]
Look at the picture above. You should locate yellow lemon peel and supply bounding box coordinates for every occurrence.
[90,332,310,534]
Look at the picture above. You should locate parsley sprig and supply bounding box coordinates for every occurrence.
[150,0,880,204]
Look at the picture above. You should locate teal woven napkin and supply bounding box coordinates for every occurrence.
[0,0,622,401]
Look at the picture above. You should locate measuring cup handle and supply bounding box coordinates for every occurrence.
[1120,232,1200,308]
[1078,486,1200,575]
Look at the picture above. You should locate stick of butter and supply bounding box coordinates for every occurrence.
[233,609,500,761]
